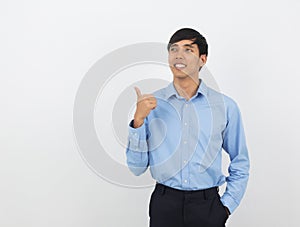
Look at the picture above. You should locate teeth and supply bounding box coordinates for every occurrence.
[174,63,186,69]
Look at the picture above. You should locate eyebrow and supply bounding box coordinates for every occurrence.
[183,44,195,48]
[170,43,195,48]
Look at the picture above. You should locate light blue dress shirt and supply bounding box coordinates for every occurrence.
[126,80,250,214]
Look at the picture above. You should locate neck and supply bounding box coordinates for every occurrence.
[173,76,200,100]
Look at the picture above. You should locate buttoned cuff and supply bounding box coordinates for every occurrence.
[220,193,239,214]
[128,120,148,152]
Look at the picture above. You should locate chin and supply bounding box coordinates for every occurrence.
[173,72,189,79]
[171,69,183,77]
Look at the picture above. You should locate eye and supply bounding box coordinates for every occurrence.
[185,48,193,52]
[170,47,177,52]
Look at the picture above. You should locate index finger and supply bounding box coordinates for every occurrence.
[134,86,142,98]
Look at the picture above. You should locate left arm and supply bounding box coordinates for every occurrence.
[221,100,250,214]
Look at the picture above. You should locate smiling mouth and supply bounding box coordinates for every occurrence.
[174,63,187,70]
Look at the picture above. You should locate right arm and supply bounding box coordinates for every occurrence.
[125,87,157,176]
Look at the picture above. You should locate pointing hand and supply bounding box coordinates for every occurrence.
[133,87,157,128]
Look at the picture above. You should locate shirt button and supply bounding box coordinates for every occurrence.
[185,104,188,107]
[184,179,187,183]
[183,141,187,144]
[184,122,187,126]
[183,160,187,164]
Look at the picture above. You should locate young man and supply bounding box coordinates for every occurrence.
[126,28,250,227]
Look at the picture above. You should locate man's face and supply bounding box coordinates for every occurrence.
[168,39,206,80]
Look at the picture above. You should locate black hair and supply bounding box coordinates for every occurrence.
[167,28,208,57]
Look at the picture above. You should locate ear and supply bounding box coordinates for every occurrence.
[200,54,207,64]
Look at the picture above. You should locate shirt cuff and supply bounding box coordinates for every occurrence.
[128,120,148,152]
[220,193,239,214]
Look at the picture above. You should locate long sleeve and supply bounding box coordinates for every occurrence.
[220,100,250,214]
[126,118,149,176]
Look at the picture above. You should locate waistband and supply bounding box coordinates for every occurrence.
[155,183,219,199]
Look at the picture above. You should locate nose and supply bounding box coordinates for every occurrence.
[175,50,184,59]
[172,47,185,59]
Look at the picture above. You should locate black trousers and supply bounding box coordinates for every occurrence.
[149,183,229,227]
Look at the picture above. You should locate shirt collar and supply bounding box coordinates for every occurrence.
[165,79,209,99]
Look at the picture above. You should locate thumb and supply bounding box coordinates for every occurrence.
[134,86,142,98]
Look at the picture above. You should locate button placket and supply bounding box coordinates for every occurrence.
[181,101,190,187]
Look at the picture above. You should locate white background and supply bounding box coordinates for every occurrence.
[1,0,300,226]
